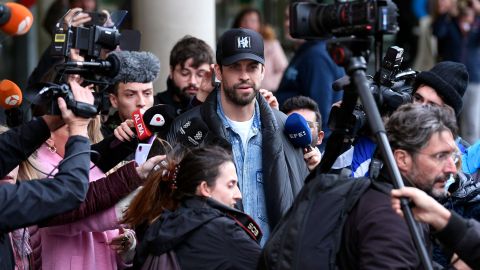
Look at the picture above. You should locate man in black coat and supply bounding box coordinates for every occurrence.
[338,103,459,269]
[0,81,94,269]
[167,29,309,245]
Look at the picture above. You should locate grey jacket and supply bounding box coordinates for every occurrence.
[167,89,309,228]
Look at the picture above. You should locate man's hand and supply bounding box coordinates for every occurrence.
[114,119,136,142]
[304,147,321,171]
[197,64,215,103]
[59,80,95,137]
[260,89,279,110]
[391,187,452,231]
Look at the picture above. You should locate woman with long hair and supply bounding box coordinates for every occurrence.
[124,146,262,269]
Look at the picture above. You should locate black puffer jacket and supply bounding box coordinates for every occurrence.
[167,89,309,229]
[135,197,262,269]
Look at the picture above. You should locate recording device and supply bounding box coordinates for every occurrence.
[328,45,416,135]
[176,118,209,147]
[131,105,176,164]
[0,79,22,109]
[132,104,176,141]
[289,0,398,39]
[285,113,314,153]
[0,2,33,36]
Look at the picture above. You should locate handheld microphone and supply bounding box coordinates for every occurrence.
[285,113,313,152]
[132,104,176,141]
[175,118,209,147]
[0,79,22,109]
[0,2,33,36]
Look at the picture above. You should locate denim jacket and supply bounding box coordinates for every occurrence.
[216,92,270,244]
[167,88,309,243]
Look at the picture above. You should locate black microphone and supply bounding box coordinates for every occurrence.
[175,118,209,147]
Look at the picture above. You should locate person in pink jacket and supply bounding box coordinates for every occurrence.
[32,119,128,270]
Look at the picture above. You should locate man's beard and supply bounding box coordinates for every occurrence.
[223,81,258,106]
[169,79,195,102]
[406,168,449,200]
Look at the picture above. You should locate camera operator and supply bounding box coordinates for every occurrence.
[0,80,94,269]
[338,103,458,269]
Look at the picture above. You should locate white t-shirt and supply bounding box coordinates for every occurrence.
[226,115,254,149]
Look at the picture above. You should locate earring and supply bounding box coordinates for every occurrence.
[46,139,56,153]
[48,144,57,153]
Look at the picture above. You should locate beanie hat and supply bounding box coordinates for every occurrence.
[414,61,468,115]
[216,28,264,66]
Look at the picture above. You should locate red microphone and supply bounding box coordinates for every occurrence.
[0,2,33,36]
[132,109,152,141]
[0,79,22,109]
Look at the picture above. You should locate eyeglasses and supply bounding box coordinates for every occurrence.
[414,151,461,166]
[306,121,319,129]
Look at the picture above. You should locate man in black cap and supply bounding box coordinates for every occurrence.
[168,28,309,245]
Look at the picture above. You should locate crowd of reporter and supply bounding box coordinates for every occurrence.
[2,1,480,270]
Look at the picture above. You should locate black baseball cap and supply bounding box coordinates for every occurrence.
[216,28,265,66]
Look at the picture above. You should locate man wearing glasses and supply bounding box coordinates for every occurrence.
[281,96,324,170]
[338,103,460,269]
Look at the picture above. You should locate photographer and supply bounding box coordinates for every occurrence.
[0,80,94,269]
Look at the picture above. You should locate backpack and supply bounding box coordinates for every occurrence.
[258,173,372,270]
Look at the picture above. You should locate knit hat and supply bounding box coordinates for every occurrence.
[414,61,468,115]
[216,28,264,66]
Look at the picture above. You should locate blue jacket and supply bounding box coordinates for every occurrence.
[276,40,345,143]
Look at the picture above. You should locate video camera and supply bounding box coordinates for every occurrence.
[328,45,416,136]
[289,0,398,39]
[32,11,131,118]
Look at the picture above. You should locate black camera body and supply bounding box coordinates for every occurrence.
[35,83,98,118]
[328,46,417,135]
[290,0,399,39]
[51,24,120,60]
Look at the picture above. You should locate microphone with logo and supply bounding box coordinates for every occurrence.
[131,104,176,164]
[0,2,33,36]
[0,79,23,127]
[284,112,314,154]
[175,118,209,148]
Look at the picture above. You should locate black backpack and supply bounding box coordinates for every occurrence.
[258,173,372,270]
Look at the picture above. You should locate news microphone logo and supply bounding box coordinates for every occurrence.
[132,109,152,141]
[284,113,312,148]
[149,114,165,127]
[0,79,23,109]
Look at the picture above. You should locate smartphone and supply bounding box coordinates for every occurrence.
[84,12,108,27]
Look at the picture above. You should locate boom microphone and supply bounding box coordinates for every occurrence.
[0,2,33,36]
[0,79,22,109]
[285,113,313,151]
